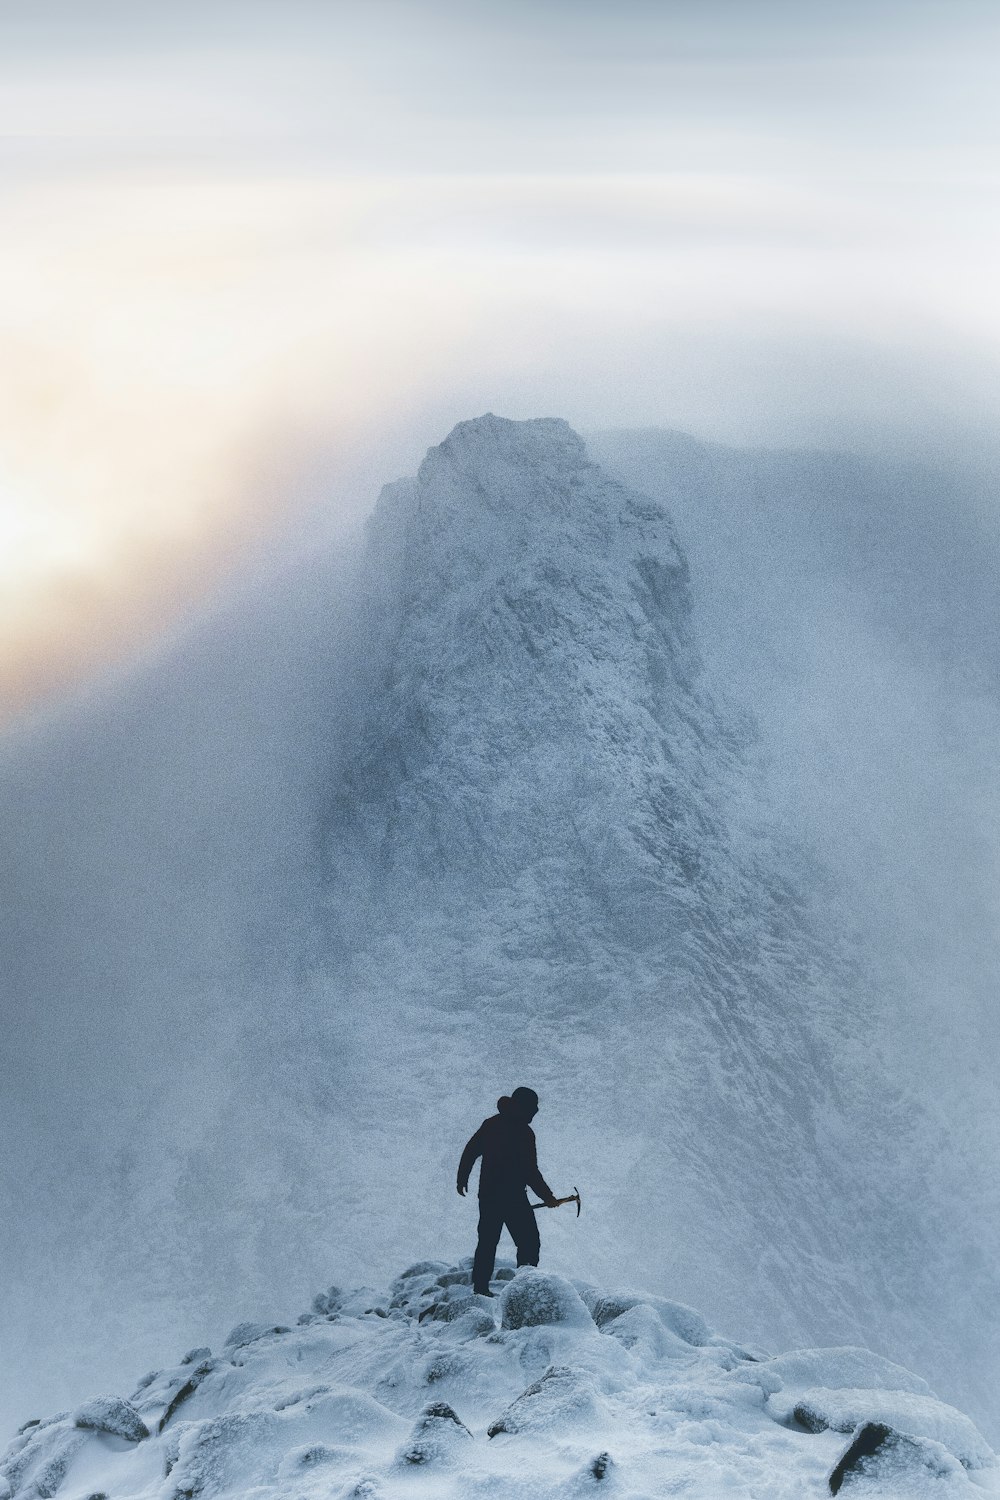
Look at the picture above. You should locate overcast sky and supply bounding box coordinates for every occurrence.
[3,0,1000,715]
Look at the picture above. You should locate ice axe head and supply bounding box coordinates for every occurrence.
[570,1186,581,1217]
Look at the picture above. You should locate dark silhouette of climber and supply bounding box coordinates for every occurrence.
[457,1086,558,1296]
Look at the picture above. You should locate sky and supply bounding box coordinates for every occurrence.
[3,0,1000,716]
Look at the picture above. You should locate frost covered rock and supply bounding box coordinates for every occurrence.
[500,1269,595,1330]
[74,1395,149,1441]
[397,1402,472,1466]
[138,1356,218,1433]
[0,1420,84,1500]
[394,1260,450,1283]
[418,1293,480,1323]
[582,1288,710,1345]
[782,1388,992,1470]
[828,1421,968,1494]
[311,1285,343,1317]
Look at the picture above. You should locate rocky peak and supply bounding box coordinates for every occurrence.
[334,416,708,906]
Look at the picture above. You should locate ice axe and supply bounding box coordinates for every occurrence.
[529,1186,581,1216]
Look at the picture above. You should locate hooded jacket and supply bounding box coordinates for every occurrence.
[457,1095,556,1203]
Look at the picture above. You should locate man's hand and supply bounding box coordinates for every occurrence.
[457,1182,468,1197]
[544,1194,559,1209]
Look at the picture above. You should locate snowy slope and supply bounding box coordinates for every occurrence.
[4,1262,996,1500]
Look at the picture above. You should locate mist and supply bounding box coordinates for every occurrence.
[0,506,362,1431]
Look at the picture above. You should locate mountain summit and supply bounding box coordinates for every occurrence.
[5,1260,994,1500]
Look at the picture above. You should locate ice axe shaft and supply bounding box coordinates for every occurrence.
[529,1186,581,1217]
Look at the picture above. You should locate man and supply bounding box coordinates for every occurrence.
[457,1086,559,1296]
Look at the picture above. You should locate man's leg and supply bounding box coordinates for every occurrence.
[473,1199,505,1294]
[504,1195,541,1268]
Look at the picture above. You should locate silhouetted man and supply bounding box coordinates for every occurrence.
[457,1086,558,1296]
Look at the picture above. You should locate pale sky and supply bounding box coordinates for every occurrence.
[3,0,1000,715]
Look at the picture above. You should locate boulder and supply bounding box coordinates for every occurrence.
[397,1401,473,1466]
[74,1395,149,1442]
[782,1387,992,1470]
[418,1294,477,1324]
[829,1422,964,1494]
[603,1303,694,1360]
[436,1270,472,1288]
[584,1289,710,1346]
[311,1286,343,1317]
[500,1270,595,1331]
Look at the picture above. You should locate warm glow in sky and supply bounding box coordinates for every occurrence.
[3,0,1000,718]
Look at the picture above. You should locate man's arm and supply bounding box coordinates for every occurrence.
[457,1126,485,1196]
[525,1126,558,1206]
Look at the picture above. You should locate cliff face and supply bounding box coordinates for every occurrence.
[332,415,703,917]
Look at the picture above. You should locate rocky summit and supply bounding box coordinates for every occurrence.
[3,1260,995,1500]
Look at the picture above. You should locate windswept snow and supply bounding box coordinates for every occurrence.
[3,1262,996,1500]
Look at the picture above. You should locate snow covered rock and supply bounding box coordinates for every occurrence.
[2,1260,995,1500]
[310,1285,343,1317]
[135,1355,218,1433]
[396,1401,472,1466]
[500,1269,595,1330]
[828,1421,968,1494]
[394,1260,451,1282]
[179,1346,212,1366]
[582,1287,710,1345]
[223,1320,290,1350]
[73,1394,149,1441]
[418,1292,480,1323]
[735,1346,933,1399]
[487,1365,602,1437]
[0,1420,85,1500]
[784,1389,993,1470]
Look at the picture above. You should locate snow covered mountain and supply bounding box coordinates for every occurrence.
[4,1262,996,1500]
[3,414,996,1447]
[281,416,991,1424]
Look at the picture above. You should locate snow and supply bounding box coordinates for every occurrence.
[3,1262,995,1500]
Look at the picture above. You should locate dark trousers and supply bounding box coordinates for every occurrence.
[473,1192,540,1293]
